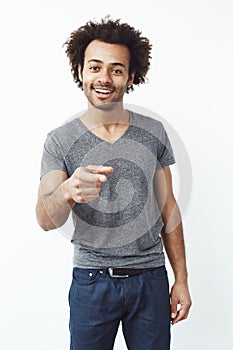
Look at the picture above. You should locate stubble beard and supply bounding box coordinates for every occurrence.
[84,84,128,111]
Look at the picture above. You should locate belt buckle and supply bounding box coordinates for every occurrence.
[108,267,129,278]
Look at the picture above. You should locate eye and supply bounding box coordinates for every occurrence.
[112,69,122,75]
[89,66,100,72]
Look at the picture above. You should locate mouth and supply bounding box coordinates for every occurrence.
[92,87,115,99]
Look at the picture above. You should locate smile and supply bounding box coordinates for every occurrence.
[94,88,113,94]
[92,87,115,100]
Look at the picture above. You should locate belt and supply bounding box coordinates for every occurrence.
[107,267,153,278]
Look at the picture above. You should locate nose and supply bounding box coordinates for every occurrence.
[97,68,112,85]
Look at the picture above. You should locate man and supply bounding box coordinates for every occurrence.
[36,17,191,350]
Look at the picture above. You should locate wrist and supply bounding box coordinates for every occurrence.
[61,180,75,207]
[175,276,188,285]
[174,271,188,284]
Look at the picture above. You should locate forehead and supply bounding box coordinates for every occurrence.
[84,40,131,67]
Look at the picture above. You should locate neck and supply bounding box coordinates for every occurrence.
[82,102,129,128]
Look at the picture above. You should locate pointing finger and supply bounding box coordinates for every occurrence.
[86,165,114,174]
[98,166,114,174]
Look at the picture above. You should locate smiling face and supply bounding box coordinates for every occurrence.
[78,40,135,111]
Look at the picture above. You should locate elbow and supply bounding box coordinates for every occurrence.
[38,221,53,231]
[35,204,56,231]
[35,200,69,231]
[36,215,56,231]
[36,210,67,232]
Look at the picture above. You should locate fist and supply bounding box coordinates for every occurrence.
[65,165,114,204]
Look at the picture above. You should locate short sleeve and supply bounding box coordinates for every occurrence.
[156,123,175,170]
[40,131,67,178]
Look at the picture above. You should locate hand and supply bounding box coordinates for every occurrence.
[170,281,192,325]
[63,165,114,204]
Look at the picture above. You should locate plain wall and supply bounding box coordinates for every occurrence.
[1,0,232,349]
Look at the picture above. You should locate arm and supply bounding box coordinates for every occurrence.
[36,170,73,231]
[36,166,113,231]
[154,166,192,324]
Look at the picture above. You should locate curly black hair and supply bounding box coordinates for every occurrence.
[64,17,152,93]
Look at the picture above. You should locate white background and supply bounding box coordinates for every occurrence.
[1,0,233,349]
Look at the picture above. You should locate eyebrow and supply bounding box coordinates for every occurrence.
[87,59,126,68]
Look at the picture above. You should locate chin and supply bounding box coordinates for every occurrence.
[92,101,119,111]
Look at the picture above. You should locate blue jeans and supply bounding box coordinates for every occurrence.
[69,266,171,350]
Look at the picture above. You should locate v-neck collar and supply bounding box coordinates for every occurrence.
[77,110,133,146]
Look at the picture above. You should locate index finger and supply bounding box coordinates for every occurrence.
[86,165,114,175]
[98,166,114,174]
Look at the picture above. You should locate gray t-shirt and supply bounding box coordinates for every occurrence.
[40,111,175,268]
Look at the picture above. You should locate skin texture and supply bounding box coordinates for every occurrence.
[36,40,191,324]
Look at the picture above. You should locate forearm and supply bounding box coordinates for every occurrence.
[36,180,75,231]
[161,199,188,282]
[155,167,191,322]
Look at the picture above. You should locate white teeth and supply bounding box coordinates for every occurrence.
[95,89,112,94]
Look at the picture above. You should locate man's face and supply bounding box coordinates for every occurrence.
[79,40,135,110]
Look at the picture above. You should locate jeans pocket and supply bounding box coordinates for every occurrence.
[72,268,101,285]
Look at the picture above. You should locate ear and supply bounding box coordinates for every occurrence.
[78,64,83,82]
[128,71,135,87]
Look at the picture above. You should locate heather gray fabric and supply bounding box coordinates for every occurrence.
[40,111,175,268]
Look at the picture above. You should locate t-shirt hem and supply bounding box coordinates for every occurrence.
[72,258,165,270]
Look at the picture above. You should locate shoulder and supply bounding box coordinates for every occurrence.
[130,110,165,135]
[43,115,86,155]
[45,115,86,146]
[48,116,81,138]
